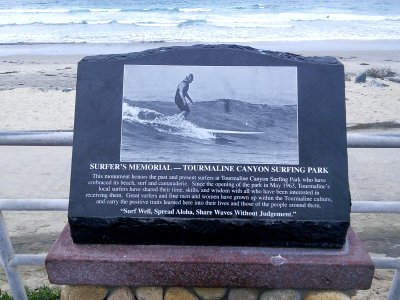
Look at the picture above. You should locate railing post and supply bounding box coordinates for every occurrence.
[388,270,400,300]
[0,211,28,300]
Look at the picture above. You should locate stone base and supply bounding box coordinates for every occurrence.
[46,225,374,290]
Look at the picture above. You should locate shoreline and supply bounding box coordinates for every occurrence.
[1,39,400,56]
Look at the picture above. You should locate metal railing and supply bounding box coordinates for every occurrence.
[1,130,400,147]
[1,131,400,300]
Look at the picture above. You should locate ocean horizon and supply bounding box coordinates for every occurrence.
[1,0,400,45]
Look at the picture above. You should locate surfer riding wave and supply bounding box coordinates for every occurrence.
[175,73,194,117]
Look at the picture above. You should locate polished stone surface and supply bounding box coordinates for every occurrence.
[69,44,350,248]
[47,225,373,289]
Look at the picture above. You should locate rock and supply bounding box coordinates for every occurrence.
[60,286,67,300]
[194,287,227,300]
[135,287,163,300]
[346,290,357,297]
[304,291,351,300]
[344,73,352,81]
[387,77,400,83]
[355,72,367,83]
[165,288,198,300]
[62,88,74,92]
[259,289,298,300]
[61,285,108,300]
[370,79,388,87]
[228,288,258,300]
[107,287,135,300]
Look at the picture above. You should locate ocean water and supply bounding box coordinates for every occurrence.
[0,0,400,44]
[120,99,298,164]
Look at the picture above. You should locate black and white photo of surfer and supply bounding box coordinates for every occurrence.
[174,73,194,118]
[120,65,298,164]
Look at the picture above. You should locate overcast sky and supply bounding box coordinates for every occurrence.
[123,65,297,105]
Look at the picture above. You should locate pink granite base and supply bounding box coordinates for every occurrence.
[46,225,374,290]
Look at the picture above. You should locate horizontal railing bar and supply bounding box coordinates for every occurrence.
[0,131,400,148]
[7,252,400,270]
[0,131,73,146]
[0,199,68,211]
[351,201,400,213]
[1,199,399,213]
[372,257,400,270]
[347,132,400,148]
[10,254,46,267]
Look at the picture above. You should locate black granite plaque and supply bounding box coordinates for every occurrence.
[68,44,350,248]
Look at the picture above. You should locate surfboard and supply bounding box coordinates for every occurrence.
[206,129,265,135]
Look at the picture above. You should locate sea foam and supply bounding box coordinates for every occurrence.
[0,0,399,43]
[122,103,216,141]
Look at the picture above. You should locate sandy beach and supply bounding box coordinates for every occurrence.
[0,42,400,299]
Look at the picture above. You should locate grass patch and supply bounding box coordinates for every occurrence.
[0,292,12,300]
[366,67,397,79]
[0,286,60,300]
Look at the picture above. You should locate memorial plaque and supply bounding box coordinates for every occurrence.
[68,45,350,248]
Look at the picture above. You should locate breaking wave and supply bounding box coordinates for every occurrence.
[122,103,216,141]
